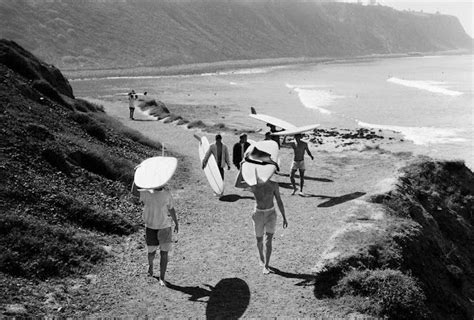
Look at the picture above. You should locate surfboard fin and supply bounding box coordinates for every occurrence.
[250,107,257,114]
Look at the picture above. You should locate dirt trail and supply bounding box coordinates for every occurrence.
[85,101,404,318]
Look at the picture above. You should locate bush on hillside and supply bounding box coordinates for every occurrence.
[89,111,162,150]
[74,98,104,113]
[68,149,134,184]
[49,193,136,235]
[0,213,106,279]
[31,79,66,105]
[41,147,72,176]
[69,112,108,141]
[334,269,428,320]
[83,123,107,141]
[187,120,206,129]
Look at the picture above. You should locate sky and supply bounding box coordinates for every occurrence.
[347,0,474,37]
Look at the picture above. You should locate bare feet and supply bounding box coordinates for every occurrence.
[291,188,298,195]
[262,266,272,275]
[159,279,166,287]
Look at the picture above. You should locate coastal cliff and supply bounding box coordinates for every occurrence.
[0,1,471,70]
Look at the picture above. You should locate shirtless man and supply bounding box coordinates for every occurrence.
[251,180,288,274]
[285,134,314,195]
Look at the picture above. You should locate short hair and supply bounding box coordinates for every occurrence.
[240,133,247,139]
[215,134,222,140]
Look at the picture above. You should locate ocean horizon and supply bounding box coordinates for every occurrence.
[71,54,473,169]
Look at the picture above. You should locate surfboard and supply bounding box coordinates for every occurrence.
[134,156,178,190]
[249,114,296,130]
[196,135,225,195]
[241,140,279,186]
[272,123,320,136]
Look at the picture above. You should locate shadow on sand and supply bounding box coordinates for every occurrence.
[277,173,333,183]
[167,278,250,319]
[219,194,254,202]
[317,192,366,207]
[269,267,315,286]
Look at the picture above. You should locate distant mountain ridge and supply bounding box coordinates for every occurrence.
[0,1,471,70]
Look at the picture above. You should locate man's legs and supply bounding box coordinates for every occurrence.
[256,236,265,266]
[159,250,168,286]
[290,169,297,194]
[147,250,156,276]
[299,169,305,194]
[263,232,274,274]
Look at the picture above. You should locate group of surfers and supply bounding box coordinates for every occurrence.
[129,93,314,283]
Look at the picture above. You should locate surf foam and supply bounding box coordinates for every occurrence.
[357,121,467,145]
[387,77,463,96]
[287,84,344,115]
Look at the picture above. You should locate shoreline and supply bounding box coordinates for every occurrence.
[63,49,472,80]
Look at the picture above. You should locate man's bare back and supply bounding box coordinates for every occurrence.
[251,180,282,211]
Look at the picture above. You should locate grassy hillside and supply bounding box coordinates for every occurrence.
[312,159,473,320]
[0,1,471,70]
[0,38,188,301]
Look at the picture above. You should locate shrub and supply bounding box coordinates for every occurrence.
[50,194,135,235]
[187,120,206,129]
[334,269,428,319]
[41,147,72,175]
[32,79,65,105]
[83,123,107,141]
[0,213,106,279]
[120,127,162,150]
[74,98,104,113]
[26,123,54,140]
[68,149,134,184]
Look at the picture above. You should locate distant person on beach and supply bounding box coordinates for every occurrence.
[138,187,179,286]
[284,134,314,195]
[232,134,251,169]
[202,134,231,179]
[243,141,288,274]
[128,90,136,120]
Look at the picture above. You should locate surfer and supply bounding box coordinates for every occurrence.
[284,134,314,195]
[139,187,179,286]
[128,90,136,120]
[202,134,231,179]
[232,134,251,169]
[242,141,288,274]
[266,123,284,148]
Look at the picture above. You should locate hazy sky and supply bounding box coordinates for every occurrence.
[348,0,473,37]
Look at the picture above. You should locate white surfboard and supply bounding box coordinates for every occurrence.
[249,114,296,130]
[272,123,320,136]
[196,135,224,195]
[134,156,178,190]
[241,140,279,186]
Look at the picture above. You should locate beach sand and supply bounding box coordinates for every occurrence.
[80,99,412,318]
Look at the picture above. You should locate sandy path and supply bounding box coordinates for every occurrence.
[85,101,403,318]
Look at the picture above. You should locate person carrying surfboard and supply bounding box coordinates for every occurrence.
[232,133,251,169]
[128,90,136,120]
[240,140,288,274]
[284,133,314,196]
[202,134,231,179]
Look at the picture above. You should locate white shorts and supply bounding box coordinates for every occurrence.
[290,160,305,171]
[252,207,277,237]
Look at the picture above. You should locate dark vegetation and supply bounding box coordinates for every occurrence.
[0,39,190,290]
[0,1,471,71]
[312,159,473,320]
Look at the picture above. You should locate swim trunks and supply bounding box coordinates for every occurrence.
[252,207,277,237]
[290,160,305,171]
[145,227,172,252]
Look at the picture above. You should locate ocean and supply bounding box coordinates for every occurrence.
[70,54,473,169]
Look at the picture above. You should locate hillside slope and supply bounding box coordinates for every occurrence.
[0,1,471,70]
[0,38,187,307]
